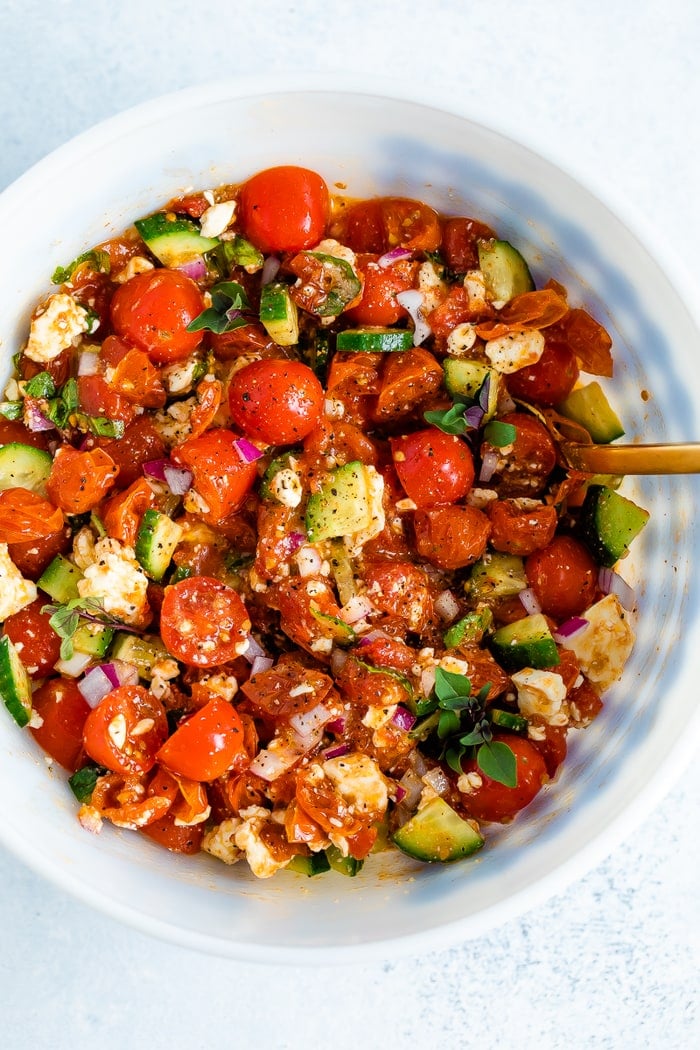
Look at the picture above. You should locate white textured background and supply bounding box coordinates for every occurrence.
[1,2,699,1047]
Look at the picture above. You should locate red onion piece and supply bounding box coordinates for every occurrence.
[286,531,306,554]
[518,587,542,616]
[243,635,268,664]
[553,616,589,641]
[330,649,348,676]
[392,706,416,732]
[250,656,274,675]
[325,716,346,735]
[177,257,207,281]
[295,546,322,577]
[233,437,264,464]
[339,594,375,624]
[434,589,460,623]
[77,351,100,376]
[78,665,118,708]
[163,464,193,496]
[394,784,407,803]
[323,743,351,760]
[261,256,281,284]
[478,449,499,483]
[378,247,413,268]
[143,458,169,483]
[396,289,431,346]
[357,629,390,648]
[598,567,636,611]
[248,743,302,782]
[24,401,55,433]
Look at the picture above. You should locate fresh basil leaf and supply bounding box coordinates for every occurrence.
[433,666,472,704]
[60,378,79,412]
[88,416,125,439]
[52,249,111,285]
[44,398,69,429]
[68,764,105,803]
[437,708,460,740]
[0,401,23,420]
[445,743,466,774]
[187,280,252,334]
[24,372,56,398]
[483,420,517,448]
[414,695,439,717]
[424,402,469,436]
[476,740,517,787]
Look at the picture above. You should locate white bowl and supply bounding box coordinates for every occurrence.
[1,77,699,962]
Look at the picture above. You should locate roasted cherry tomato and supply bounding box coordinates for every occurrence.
[82,685,168,775]
[96,415,166,487]
[77,374,136,425]
[8,522,72,580]
[46,446,118,515]
[2,598,62,677]
[239,166,330,254]
[484,412,557,498]
[157,698,248,781]
[413,505,491,570]
[228,360,324,445]
[110,269,205,364]
[459,735,548,822]
[171,428,258,524]
[344,253,413,326]
[506,333,579,406]
[526,535,599,620]
[488,499,558,556]
[140,810,205,854]
[391,429,474,506]
[160,576,251,668]
[363,560,433,632]
[30,678,91,771]
[441,216,496,272]
[0,489,64,544]
[0,419,51,450]
[334,197,441,254]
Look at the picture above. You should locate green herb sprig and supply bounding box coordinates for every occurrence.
[41,597,135,660]
[186,281,254,335]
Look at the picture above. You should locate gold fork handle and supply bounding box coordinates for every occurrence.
[561,442,700,475]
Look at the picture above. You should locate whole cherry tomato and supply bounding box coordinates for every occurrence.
[391,429,474,506]
[2,598,61,677]
[160,576,251,668]
[171,428,258,524]
[82,685,168,775]
[228,360,324,445]
[110,269,205,364]
[239,166,330,254]
[30,678,91,771]
[506,333,579,406]
[458,735,548,822]
[483,412,557,498]
[526,535,599,620]
[156,698,248,781]
[413,505,491,570]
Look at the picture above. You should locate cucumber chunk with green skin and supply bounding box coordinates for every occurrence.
[335,327,413,353]
[467,553,527,603]
[558,382,625,443]
[0,443,53,496]
[310,608,356,646]
[444,608,493,648]
[0,635,33,727]
[286,852,332,877]
[490,613,560,671]
[110,632,170,680]
[135,213,220,267]
[73,623,114,658]
[325,845,364,876]
[477,239,535,303]
[579,484,649,567]
[443,359,501,420]
[260,282,299,346]
[392,797,484,863]
[37,555,83,603]
[305,461,375,542]
[489,708,529,733]
[134,509,183,582]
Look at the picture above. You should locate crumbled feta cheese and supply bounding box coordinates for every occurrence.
[269,468,303,508]
[417,259,446,314]
[322,752,389,818]
[446,321,478,356]
[152,397,197,447]
[485,329,545,373]
[0,544,37,619]
[233,806,290,879]
[113,256,154,284]
[463,269,488,312]
[202,817,243,865]
[313,238,357,269]
[24,293,89,363]
[199,200,236,239]
[77,537,150,626]
[559,593,635,692]
[511,668,567,724]
[466,487,498,510]
[72,526,96,571]
[457,770,483,794]
[361,705,397,731]
[161,355,203,396]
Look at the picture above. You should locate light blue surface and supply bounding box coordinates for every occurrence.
[0,2,699,1046]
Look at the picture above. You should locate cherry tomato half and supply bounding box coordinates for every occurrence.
[171,428,258,524]
[110,269,205,364]
[391,429,474,507]
[239,166,330,254]
[526,535,599,621]
[459,735,548,822]
[344,254,413,327]
[46,446,118,515]
[157,698,247,781]
[2,599,61,677]
[82,685,168,775]
[0,489,64,544]
[30,678,91,771]
[160,576,251,668]
[506,333,579,406]
[228,360,324,445]
[334,198,441,254]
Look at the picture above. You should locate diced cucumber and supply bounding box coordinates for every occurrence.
[325,845,364,876]
[579,484,649,567]
[489,708,528,733]
[260,283,299,346]
[286,852,332,877]
[335,327,413,353]
[73,623,114,658]
[466,553,527,602]
[134,510,183,582]
[443,608,493,648]
[392,797,484,863]
[558,382,625,443]
[305,461,375,542]
[477,239,535,303]
[0,635,33,727]
[490,613,560,671]
[310,608,356,646]
[443,359,500,421]
[328,539,356,607]
[169,564,193,585]
[0,443,53,496]
[37,555,83,603]
[110,632,170,680]
[134,212,220,267]
[297,252,362,317]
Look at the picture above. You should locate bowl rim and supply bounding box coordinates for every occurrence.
[1,73,700,963]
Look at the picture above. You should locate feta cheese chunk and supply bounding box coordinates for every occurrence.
[77,537,150,626]
[24,293,90,363]
[0,544,37,619]
[199,199,236,239]
[511,668,567,725]
[233,806,290,879]
[313,238,357,269]
[322,752,389,819]
[268,468,303,508]
[417,259,446,313]
[202,817,243,865]
[559,593,635,692]
[485,329,545,373]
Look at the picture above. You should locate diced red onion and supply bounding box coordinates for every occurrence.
[323,743,351,760]
[519,587,542,615]
[77,351,100,376]
[397,768,424,809]
[248,743,301,782]
[422,767,450,796]
[357,629,390,648]
[163,464,193,496]
[78,665,118,708]
[420,666,436,697]
[24,402,55,432]
[233,437,264,464]
[289,704,334,749]
[396,289,431,346]
[110,660,140,687]
[325,716,346,735]
[434,589,461,623]
[394,784,407,803]
[286,531,306,554]
[243,635,268,664]
[295,545,323,577]
[143,458,169,482]
[261,256,281,284]
[378,247,413,268]
[330,649,348,676]
[339,594,375,624]
[478,449,499,483]
[598,567,636,611]
[250,656,274,675]
[392,706,416,732]
[554,616,589,641]
[177,257,207,281]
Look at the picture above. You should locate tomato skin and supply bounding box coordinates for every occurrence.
[171,429,258,524]
[102,477,156,546]
[239,166,330,254]
[413,505,491,570]
[77,374,136,425]
[8,522,72,579]
[391,429,474,507]
[488,499,558,556]
[157,698,248,781]
[110,269,205,364]
[344,254,413,326]
[46,446,118,515]
[458,735,548,822]
[96,415,166,487]
[506,334,579,406]
[160,576,251,668]
[364,560,433,633]
[3,599,61,677]
[526,535,599,620]
[442,216,495,272]
[228,360,324,445]
[140,810,204,854]
[0,489,64,544]
[485,412,557,498]
[334,197,441,254]
[30,679,91,771]
[82,685,168,775]
[107,347,166,408]
[0,419,50,451]
[374,348,443,421]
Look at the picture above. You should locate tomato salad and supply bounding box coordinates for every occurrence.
[0,166,649,878]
